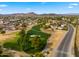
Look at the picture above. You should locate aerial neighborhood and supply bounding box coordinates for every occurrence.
[0,12,78,57]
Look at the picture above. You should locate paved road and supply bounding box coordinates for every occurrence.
[56,25,74,57]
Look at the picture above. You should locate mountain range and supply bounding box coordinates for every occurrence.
[0,12,79,16]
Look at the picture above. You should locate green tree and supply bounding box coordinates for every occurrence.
[34,52,44,57]
[1,30,6,34]
[17,29,26,51]
[31,36,41,50]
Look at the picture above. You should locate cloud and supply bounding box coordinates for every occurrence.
[68,6,73,8]
[71,3,78,6]
[0,4,8,7]
[68,3,78,8]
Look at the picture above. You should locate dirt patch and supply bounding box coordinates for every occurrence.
[0,30,20,43]
[45,30,66,56]
[76,26,79,50]
[0,34,15,41]
[49,30,66,48]
[40,28,53,34]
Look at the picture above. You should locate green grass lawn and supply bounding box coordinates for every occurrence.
[3,31,20,50]
[23,24,50,53]
[3,24,51,54]
[27,25,50,40]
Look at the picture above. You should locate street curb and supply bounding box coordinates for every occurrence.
[53,24,75,57]
[68,25,76,57]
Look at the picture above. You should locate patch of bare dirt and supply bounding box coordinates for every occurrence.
[0,30,19,42]
[76,26,79,50]
[42,29,66,57]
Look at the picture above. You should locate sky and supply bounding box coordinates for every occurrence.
[0,2,79,14]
